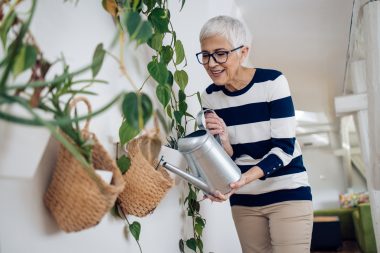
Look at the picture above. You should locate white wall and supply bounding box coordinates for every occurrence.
[0,1,242,253]
[0,1,364,253]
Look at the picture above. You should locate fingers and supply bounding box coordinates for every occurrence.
[204,194,224,202]
[205,114,226,133]
[203,190,231,202]
[230,175,247,189]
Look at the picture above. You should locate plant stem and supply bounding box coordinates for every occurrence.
[138,74,151,92]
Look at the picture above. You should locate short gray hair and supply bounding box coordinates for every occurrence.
[199,15,248,48]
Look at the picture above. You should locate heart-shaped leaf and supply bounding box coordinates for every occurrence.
[143,0,156,12]
[148,8,170,33]
[119,120,139,145]
[141,93,153,125]
[129,221,141,241]
[174,40,185,64]
[117,155,131,174]
[148,60,168,85]
[148,32,164,51]
[174,70,188,90]
[156,84,171,108]
[122,92,139,129]
[160,45,173,64]
[186,238,197,251]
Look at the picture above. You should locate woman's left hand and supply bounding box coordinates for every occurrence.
[204,173,249,202]
[203,166,264,202]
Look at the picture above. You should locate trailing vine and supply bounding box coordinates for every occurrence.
[1,0,208,251]
[0,0,116,181]
[102,0,208,252]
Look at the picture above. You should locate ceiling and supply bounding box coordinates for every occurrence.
[235,0,354,123]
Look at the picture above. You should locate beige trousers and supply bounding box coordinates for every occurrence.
[231,200,313,253]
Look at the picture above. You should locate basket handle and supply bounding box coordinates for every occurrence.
[69,96,92,132]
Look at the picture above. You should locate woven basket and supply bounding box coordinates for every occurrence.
[118,122,174,217]
[44,97,125,232]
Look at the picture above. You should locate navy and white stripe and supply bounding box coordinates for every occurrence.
[201,68,312,207]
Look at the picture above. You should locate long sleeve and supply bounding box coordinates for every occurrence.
[256,75,296,179]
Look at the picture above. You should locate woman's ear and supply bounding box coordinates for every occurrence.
[240,46,249,63]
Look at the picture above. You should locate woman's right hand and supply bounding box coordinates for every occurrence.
[204,111,233,156]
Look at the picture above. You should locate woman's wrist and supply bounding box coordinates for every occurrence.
[245,166,264,183]
[221,139,233,156]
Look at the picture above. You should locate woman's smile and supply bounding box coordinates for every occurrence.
[209,68,225,78]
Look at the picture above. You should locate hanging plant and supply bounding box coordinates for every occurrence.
[0,0,121,173]
[102,0,208,252]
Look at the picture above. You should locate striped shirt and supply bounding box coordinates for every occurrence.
[201,68,312,207]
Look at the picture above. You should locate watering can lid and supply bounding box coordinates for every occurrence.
[178,130,208,153]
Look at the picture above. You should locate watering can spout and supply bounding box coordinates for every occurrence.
[162,162,212,195]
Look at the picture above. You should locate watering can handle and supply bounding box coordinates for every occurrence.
[196,109,222,145]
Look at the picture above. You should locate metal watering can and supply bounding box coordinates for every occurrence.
[160,110,241,195]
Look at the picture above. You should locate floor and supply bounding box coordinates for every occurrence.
[311,241,361,253]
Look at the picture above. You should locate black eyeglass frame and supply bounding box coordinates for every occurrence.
[195,45,244,65]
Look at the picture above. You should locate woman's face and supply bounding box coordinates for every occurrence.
[200,35,246,86]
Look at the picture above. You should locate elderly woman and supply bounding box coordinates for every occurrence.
[198,16,313,253]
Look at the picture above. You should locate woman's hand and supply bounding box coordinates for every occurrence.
[204,112,233,156]
[203,166,264,202]
[204,174,248,202]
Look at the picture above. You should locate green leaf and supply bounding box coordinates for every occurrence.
[166,105,172,117]
[12,44,37,77]
[119,120,139,145]
[186,238,197,251]
[179,0,186,11]
[143,0,156,12]
[188,187,197,201]
[129,221,141,241]
[148,8,170,33]
[178,89,186,102]
[156,84,171,107]
[177,124,184,136]
[196,91,202,107]
[131,0,141,10]
[141,93,153,125]
[160,46,173,64]
[0,10,16,48]
[184,112,195,119]
[196,238,203,251]
[174,70,188,90]
[195,223,203,237]
[92,43,105,77]
[179,239,185,253]
[148,32,163,51]
[136,21,153,45]
[147,60,168,85]
[117,155,131,174]
[166,70,173,86]
[122,92,139,129]
[179,101,187,115]
[174,40,185,64]
[124,11,153,45]
[174,110,182,124]
[195,216,205,227]
[125,11,141,38]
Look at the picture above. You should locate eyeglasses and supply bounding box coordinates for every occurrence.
[196,45,244,65]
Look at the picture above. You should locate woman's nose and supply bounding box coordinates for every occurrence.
[208,56,219,67]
